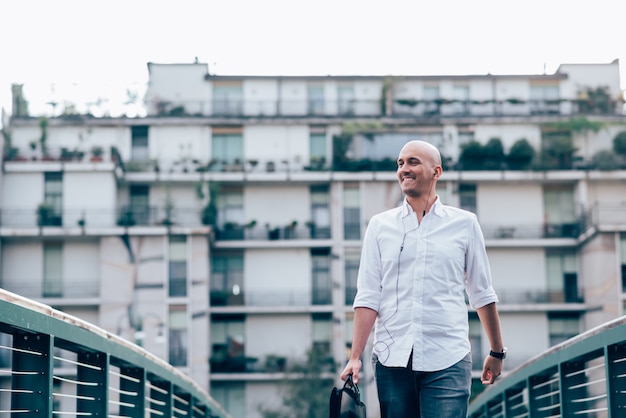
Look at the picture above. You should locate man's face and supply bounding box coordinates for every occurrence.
[397,143,434,198]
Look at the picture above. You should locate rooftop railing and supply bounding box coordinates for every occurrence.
[146,98,624,118]
[468,315,626,417]
[0,288,230,417]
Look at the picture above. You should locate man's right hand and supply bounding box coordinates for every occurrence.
[340,358,362,384]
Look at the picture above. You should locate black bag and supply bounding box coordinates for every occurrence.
[329,374,367,418]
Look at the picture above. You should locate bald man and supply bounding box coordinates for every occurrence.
[341,141,505,418]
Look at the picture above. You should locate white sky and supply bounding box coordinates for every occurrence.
[2,0,625,120]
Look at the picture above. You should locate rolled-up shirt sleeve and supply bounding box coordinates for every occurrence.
[353,217,383,312]
[465,214,499,309]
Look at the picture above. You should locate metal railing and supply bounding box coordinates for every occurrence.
[146,98,624,118]
[0,288,230,417]
[468,315,626,417]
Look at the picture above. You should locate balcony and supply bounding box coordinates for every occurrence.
[210,288,333,308]
[0,278,100,302]
[146,97,624,119]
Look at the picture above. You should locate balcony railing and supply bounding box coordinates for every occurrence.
[209,288,333,307]
[468,316,626,417]
[147,98,624,118]
[0,288,229,417]
[0,278,100,300]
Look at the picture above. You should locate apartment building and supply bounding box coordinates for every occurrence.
[1,59,625,417]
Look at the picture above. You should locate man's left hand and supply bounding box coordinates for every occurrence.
[481,355,503,384]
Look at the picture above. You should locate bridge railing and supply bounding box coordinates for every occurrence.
[0,288,230,417]
[469,316,626,417]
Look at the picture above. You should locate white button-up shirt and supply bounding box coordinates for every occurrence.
[353,197,498,371]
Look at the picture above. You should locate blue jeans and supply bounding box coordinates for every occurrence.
[374,352,472,418]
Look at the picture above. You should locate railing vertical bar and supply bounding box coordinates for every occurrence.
[119,367,145,418]
[606,342,626,418]
[11,332,53,416]
[148,378,172,417]
[77,351,108,417]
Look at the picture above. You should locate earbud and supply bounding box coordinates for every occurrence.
[433,172,437,177]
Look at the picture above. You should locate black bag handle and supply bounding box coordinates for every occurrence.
[343,374,361,401]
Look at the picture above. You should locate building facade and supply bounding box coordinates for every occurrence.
[1,60,626,417]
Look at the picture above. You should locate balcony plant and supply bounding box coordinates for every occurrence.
[506,138,535,170]
[117,209,136,227]
[613,131,626,165]
[37,202,55,227]
[90,146,104,162]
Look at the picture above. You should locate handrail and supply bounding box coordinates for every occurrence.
[0,288,230,417]
[468,315,626,417]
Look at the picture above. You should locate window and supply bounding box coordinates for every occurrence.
[43,172,63,226]
[129,185,150,225]
[210,315,246,373]
[546,250,579,303]
[211,252,244,306]
[312,313,333,361]
[312,248,332,305]
[343,184,361,240]
[451,85,470,115]
[210,382,245,418]
[169,236,187,297]
[310,185,331,239]
[548,313,579,346]
[213,84,243,116]
[530,83,560,115]
[216,188,244,239]
[211,133,243,171]
[309,132,327,168]
[168,305,188,366]
[344,251,360,305]
[43,242,63,297]
[423,85,440,115]
[308,85,325,115]
[544,187,577,237]
[131,126,149,161]
[459,183,477,214]
[338,84,354,115]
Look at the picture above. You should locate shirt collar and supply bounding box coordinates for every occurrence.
[402,196,445,218]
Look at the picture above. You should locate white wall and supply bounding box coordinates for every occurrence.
[151,125,210,169]
[488,248,546,295]
[245,249,310,306]
[64,172,117,227]
[244,185,310,227]
[246,314,311,359]
[2,172,42,210]
[244,79,279,116]
[63,240,100,297]
[244,125,309,164]
[145,63,211,115]
[478,183,543,226]
[1,242,41,296]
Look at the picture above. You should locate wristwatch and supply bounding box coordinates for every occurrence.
[489,347,507,360]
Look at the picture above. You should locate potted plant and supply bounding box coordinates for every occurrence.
[37,202,55,227]
[90,146,104,162]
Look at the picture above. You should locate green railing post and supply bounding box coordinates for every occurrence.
[119,366,146,418]
[77,351,108,417]
[607,342,626,417]
[11,332,53,416]
[149,377,172,416]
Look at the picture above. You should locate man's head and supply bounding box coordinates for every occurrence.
[397,140,442,199]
